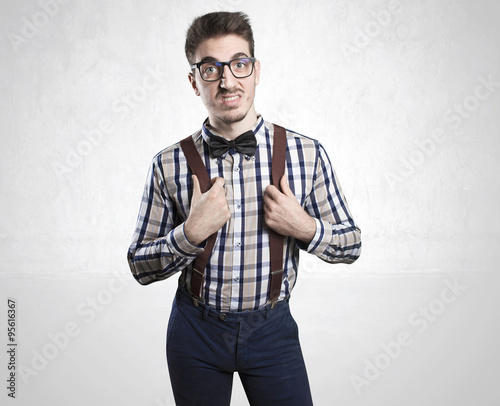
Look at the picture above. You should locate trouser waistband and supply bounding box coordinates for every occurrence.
[175,286,289,323]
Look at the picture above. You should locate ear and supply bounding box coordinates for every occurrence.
[254,59,261,86]
[188,72,201,96]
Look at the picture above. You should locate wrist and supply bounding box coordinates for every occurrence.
[296,216,316,244]
[184,220,205,246]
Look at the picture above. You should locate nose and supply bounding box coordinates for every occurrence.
[220,64,237,89]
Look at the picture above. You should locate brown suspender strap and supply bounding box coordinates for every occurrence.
[268,124,286,307]
[180,125,287,307]
[180,135,217,304]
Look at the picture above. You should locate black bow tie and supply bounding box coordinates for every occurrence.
[209,131,257,158]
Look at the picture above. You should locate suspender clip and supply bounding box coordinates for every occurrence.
[192,296,199,307]
[193,267,205,278]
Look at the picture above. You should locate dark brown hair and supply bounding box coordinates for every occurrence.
[185,11,255,64]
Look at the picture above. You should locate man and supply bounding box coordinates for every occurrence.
[128,11,361,406]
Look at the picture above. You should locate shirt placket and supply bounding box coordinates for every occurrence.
[229,152,244,312]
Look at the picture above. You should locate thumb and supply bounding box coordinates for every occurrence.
[192,175,202,198]
[280,174,294,197]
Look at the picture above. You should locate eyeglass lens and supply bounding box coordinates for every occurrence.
[200,58,254,81]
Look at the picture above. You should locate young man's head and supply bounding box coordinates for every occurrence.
[185,12,260,133]
[185,11,255,65]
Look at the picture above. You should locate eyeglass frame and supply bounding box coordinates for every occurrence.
[190,57,257,82]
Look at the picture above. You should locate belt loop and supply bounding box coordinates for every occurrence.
[265,305,270,320]
[203,306,210,320]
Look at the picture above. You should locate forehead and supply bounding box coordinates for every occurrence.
[194,34,251,61]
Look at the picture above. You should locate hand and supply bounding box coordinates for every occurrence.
[185,175,231,246]
[263,175,316,243]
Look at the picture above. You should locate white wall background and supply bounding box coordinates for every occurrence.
[1,0,499,405]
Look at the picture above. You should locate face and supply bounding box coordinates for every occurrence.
[188,34,260,128]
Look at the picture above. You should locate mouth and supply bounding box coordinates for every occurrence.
[220,94,242,107]
[222,95,240,102]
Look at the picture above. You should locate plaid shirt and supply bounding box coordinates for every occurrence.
[127,116,361,311]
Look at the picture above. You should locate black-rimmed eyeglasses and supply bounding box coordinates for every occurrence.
[190,57,257,82]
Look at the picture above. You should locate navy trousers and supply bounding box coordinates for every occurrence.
[166,287,314,406]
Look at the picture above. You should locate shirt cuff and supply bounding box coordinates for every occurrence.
[166,223,206,257]
[296,218,333,255]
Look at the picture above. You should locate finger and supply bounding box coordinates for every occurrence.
[263,194,279,216]
[262,193,273,208]
[210,177,225,188]
[280,175,294,198]
[192,175,202,198]
[264,184,280,200]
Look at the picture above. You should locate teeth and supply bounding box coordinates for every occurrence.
[223,96,239,101]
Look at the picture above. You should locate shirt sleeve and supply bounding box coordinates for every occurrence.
[127,156,205,285]
[298,142,362,263]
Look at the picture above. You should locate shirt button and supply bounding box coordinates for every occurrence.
[234,167,240,172]
[236,241,242,247]
[234,276,240,282]
[236,204,241,210]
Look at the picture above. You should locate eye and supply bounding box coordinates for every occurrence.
[204,66,217,74]
[202,63,220,76]
[233,59,249,69]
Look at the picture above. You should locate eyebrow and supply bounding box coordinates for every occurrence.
[198,52,250,64]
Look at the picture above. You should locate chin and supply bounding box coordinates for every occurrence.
[218,110,247,125]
